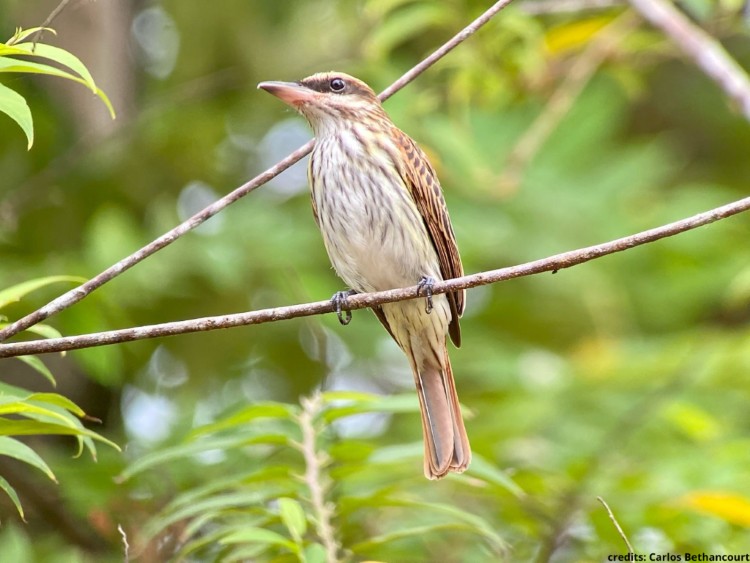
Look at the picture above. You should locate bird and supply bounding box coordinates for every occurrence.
[258,72,470,479]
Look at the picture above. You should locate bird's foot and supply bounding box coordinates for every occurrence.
[416,276,435,314]
[331,289,357,325]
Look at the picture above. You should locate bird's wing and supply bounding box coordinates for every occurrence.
[392,128,465,347]
[308,154,321,227]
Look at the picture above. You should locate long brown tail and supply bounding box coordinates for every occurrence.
[414,350,471,479]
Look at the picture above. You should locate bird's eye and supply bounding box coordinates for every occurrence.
[329,78,346,92]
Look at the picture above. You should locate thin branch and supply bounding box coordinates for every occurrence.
[32,0,73,49]
[629,0,750,120]
[597,497,635,554]
[298,393,339,563]
[0,0,515,343]
[118,523,131,563]
[1,195,748,359]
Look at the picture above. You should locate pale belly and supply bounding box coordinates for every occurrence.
[313,164,442,294]
[310,134,451,355]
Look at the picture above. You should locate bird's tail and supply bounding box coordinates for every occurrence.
[414,350,471,479]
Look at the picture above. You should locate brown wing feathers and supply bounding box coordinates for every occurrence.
[393,129,465,347]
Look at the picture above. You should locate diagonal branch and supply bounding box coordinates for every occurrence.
[1,195,748,359]
[0,0,515,343]
[628,0,750,120]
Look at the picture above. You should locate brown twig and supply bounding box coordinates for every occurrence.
[32,0,73,49]
[0,0,515,344]
[1,195,748,358]
[628,0,750,119]
[597,497,635,554]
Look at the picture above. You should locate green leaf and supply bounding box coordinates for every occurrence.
[142,491,286,545]
[368,442,423,464]
[0,81,33,149]
[23,323,63,340]
[0,57,82,81]
[220,526,298,551]
[467,454,525,498]
[304,542,328,563]
[5,27,56,46]
[322,393,419,422]
[0,475,24,521]
[351,523,482,552]
[0,419,119,450]
[0,436,56,482]
[278,497,307,542]
[15,356,56,386]
[163,466,295,516]
[0,275,85,310]
[190,402,298,437]
[0,58,114,118]
[117,433,290,481]
[341,495,507,552]
[0,396,78,425]
[12,43,98,89]
[28,393,86,416]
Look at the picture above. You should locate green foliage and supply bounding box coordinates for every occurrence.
[0,27,114,149]
[0,380,119,519]
[121,392,514,561]
[2,0,750,561]
[0,279,119,519]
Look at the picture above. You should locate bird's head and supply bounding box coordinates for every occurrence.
[258,72,386,135]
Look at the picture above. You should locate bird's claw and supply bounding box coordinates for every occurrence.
[417,276,435,314]
[331,289,356,325]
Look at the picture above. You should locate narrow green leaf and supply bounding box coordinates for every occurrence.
[323,393,419,422]
[0,419,119,450]
[0,81,33,149]
[164,466,294,513]
[222,544,272,562]
[15,356,56,386]
[304,542,328,563]
[0,275,84,309]
[352,523,479,552]
[368,442,423,464]
[0,475,24,521]
[12,43,97,88]
[340,495,507,552]
[190,402,298,437]
[24,323,63,340]
[27,393,86,417]
[0,46,31,56]
[278,497,307,542]
[117,433,289,481]
[6,27,56,46]
[0,398,76,425]
[0,58,115,118]
[0,57,82,81]
[0,436,56,482]
[467,454,525,498]
[142,491,285,545]
[220,526,297,551]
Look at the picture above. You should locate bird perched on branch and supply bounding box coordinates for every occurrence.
[258,72,470,479]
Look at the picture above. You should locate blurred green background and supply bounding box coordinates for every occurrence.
[1,0,750,561]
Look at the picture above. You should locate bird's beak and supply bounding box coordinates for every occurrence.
[257,81,316,107]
